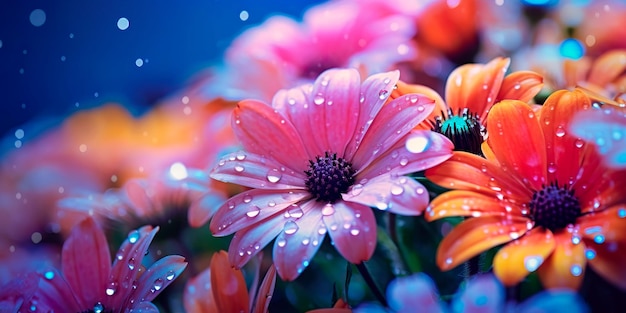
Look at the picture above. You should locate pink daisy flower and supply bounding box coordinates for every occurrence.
[210,0,417,101]
[206,68,454,281]
[27,217,187,313]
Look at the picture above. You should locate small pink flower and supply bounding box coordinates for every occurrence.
[28,217,187,313]
[207,68,453,280]
[210,0,417,101]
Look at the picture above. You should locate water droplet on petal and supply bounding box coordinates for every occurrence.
[94,302,104,313]
[284,220,299,235]
[266,169,282,183]
[106,281,118,296]
[523,255,543,272]
[556,126,566,137]
[44,271,54,280]
[445,257,453,265]
[322,204,335,216]
[350,228,360,236]
[234,164,245,172]
[390,184,404,195]
[571,234,581,245]
[128,230,140,244]
[246,206,261,218]
[243,194,253,203]
[128,257,136,270]
[593,234,605,244]
[350,184,363,196]
[277,238,287,247]
[378,89,389,100]
[287,206,304,219]
[236,151,246,160]
[314,94,325,105]
[585,248,596,260]
[152,278,164,292]
[399,157,409,166]
[165,270,176,281]
[575,139,584,148]
[547,163,557,173]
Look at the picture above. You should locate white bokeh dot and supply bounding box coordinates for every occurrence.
[0,40,3,48]
[61,55,66,61]
[117,17,130,30]
[239,10,249,21]
[79,144,87,152]
[30,9,46,27]
[31,232,42,244]
[15,129,24,139]
[69,33,74,39]
[135,58,144,67]
[14,140,22,148]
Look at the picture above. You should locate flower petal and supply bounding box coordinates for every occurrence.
[343,174,429,216]
[273,201,326,281]
[577,205,626,243]
[497,70,544,104]
[208,251,249,313]
[131,255,187,303]
[108,226,159,310]
[536,231,586,290]
[391,81,447,130]
[228,211,288,268]
[486,100,547,190]
[386,273,446,313]
[493,228,556,286]
[563,57,592,88]
[188,190,228,228]
[584,240,626,291]
[210,151,307,189]
[426,190,523,221]
[323,201,377,264]
[33,268,81,312]
[252,266,277,313]
[437,215,531,271]
[209,189,309,236]
[352,93,436,169]
[233,100,309,172]
[345,70,400,160]
[131,302,160,313]
[587,49,626,88]
[359,130,453,179]
[446,57,510,121]
[183,268,219,313]
[453,274,504,313]
[426,151,532,203]
[307,68,361,156]
[61,217,111,309]
[540,89,592,184]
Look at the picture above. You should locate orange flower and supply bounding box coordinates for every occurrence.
[425,89,626,290]
[391,57,543,155]
[563,49,626,104]
[183,251,276,313]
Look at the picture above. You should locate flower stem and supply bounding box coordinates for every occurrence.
[355,262,388,307]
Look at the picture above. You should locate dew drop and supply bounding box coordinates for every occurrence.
[44,271,54,280]
[390,184,404,195]
[266,169,282,183]
[593,234,605,244]
[128,257,136,270]
[445,257,453,265]
[243,194,253,203]
[555,127,566,137]
[523,255,543,272]
[514,83,521,90]
[128,230,140,244]
[378,89,389,100]
[317,225,327,235]
[284,220,299,235]
[234,164,245,172]
[106,282,118,296]
[571,234,581,245]
[322,204,335,216]
[287,206,304,219]
[313,94,325,105]
[277,237,287,247]
[575,139,584,148]
[93,302,104,313]
[547,164,557,173]
[585,248,596,260]
[350,229,360,236]
[399,157,409,166]
[246,206,261,218]
[165,270,176,281]
[153,278,164,292]
[236,151,246,160]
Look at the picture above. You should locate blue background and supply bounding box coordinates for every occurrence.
[0,0,325,139]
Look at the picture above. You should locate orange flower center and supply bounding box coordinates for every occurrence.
[304,151,356,203]
[431,108,485,156]
[528,182,581,231]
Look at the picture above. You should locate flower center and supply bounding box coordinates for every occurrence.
[528,182,581,231]
[431,108,485,156]
[301,59,339,80]
[304,152,356,203]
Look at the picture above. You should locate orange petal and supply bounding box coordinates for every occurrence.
[563,57,591,88]
[446,57,510,121]
[497,70,544,104]
[536,230,586,290]
[210,251,250,313]
[539,89,592,184]
[577,206,626,242]
[587,49,626,88]
[426,151,532,203]
[392,80,447,130]
[493,227,555,287]
[183,268,220,313]
[486,100,547,190]
[437,215,531,271]
[585,239,626,291]
[427,190,523,221]
[480,141,498,165]
[252,266,277,313]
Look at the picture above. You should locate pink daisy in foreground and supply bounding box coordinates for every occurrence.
[207,68,454,280]
[27,217,187,312]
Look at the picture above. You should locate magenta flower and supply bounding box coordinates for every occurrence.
[27,217,187,313]
[207,68,454,280]
[210,0,417,101]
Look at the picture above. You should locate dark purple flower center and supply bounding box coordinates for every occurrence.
[305,152,355,203]
[301,59,339,80]
[431,108,485,156]
[529,182,581,231]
